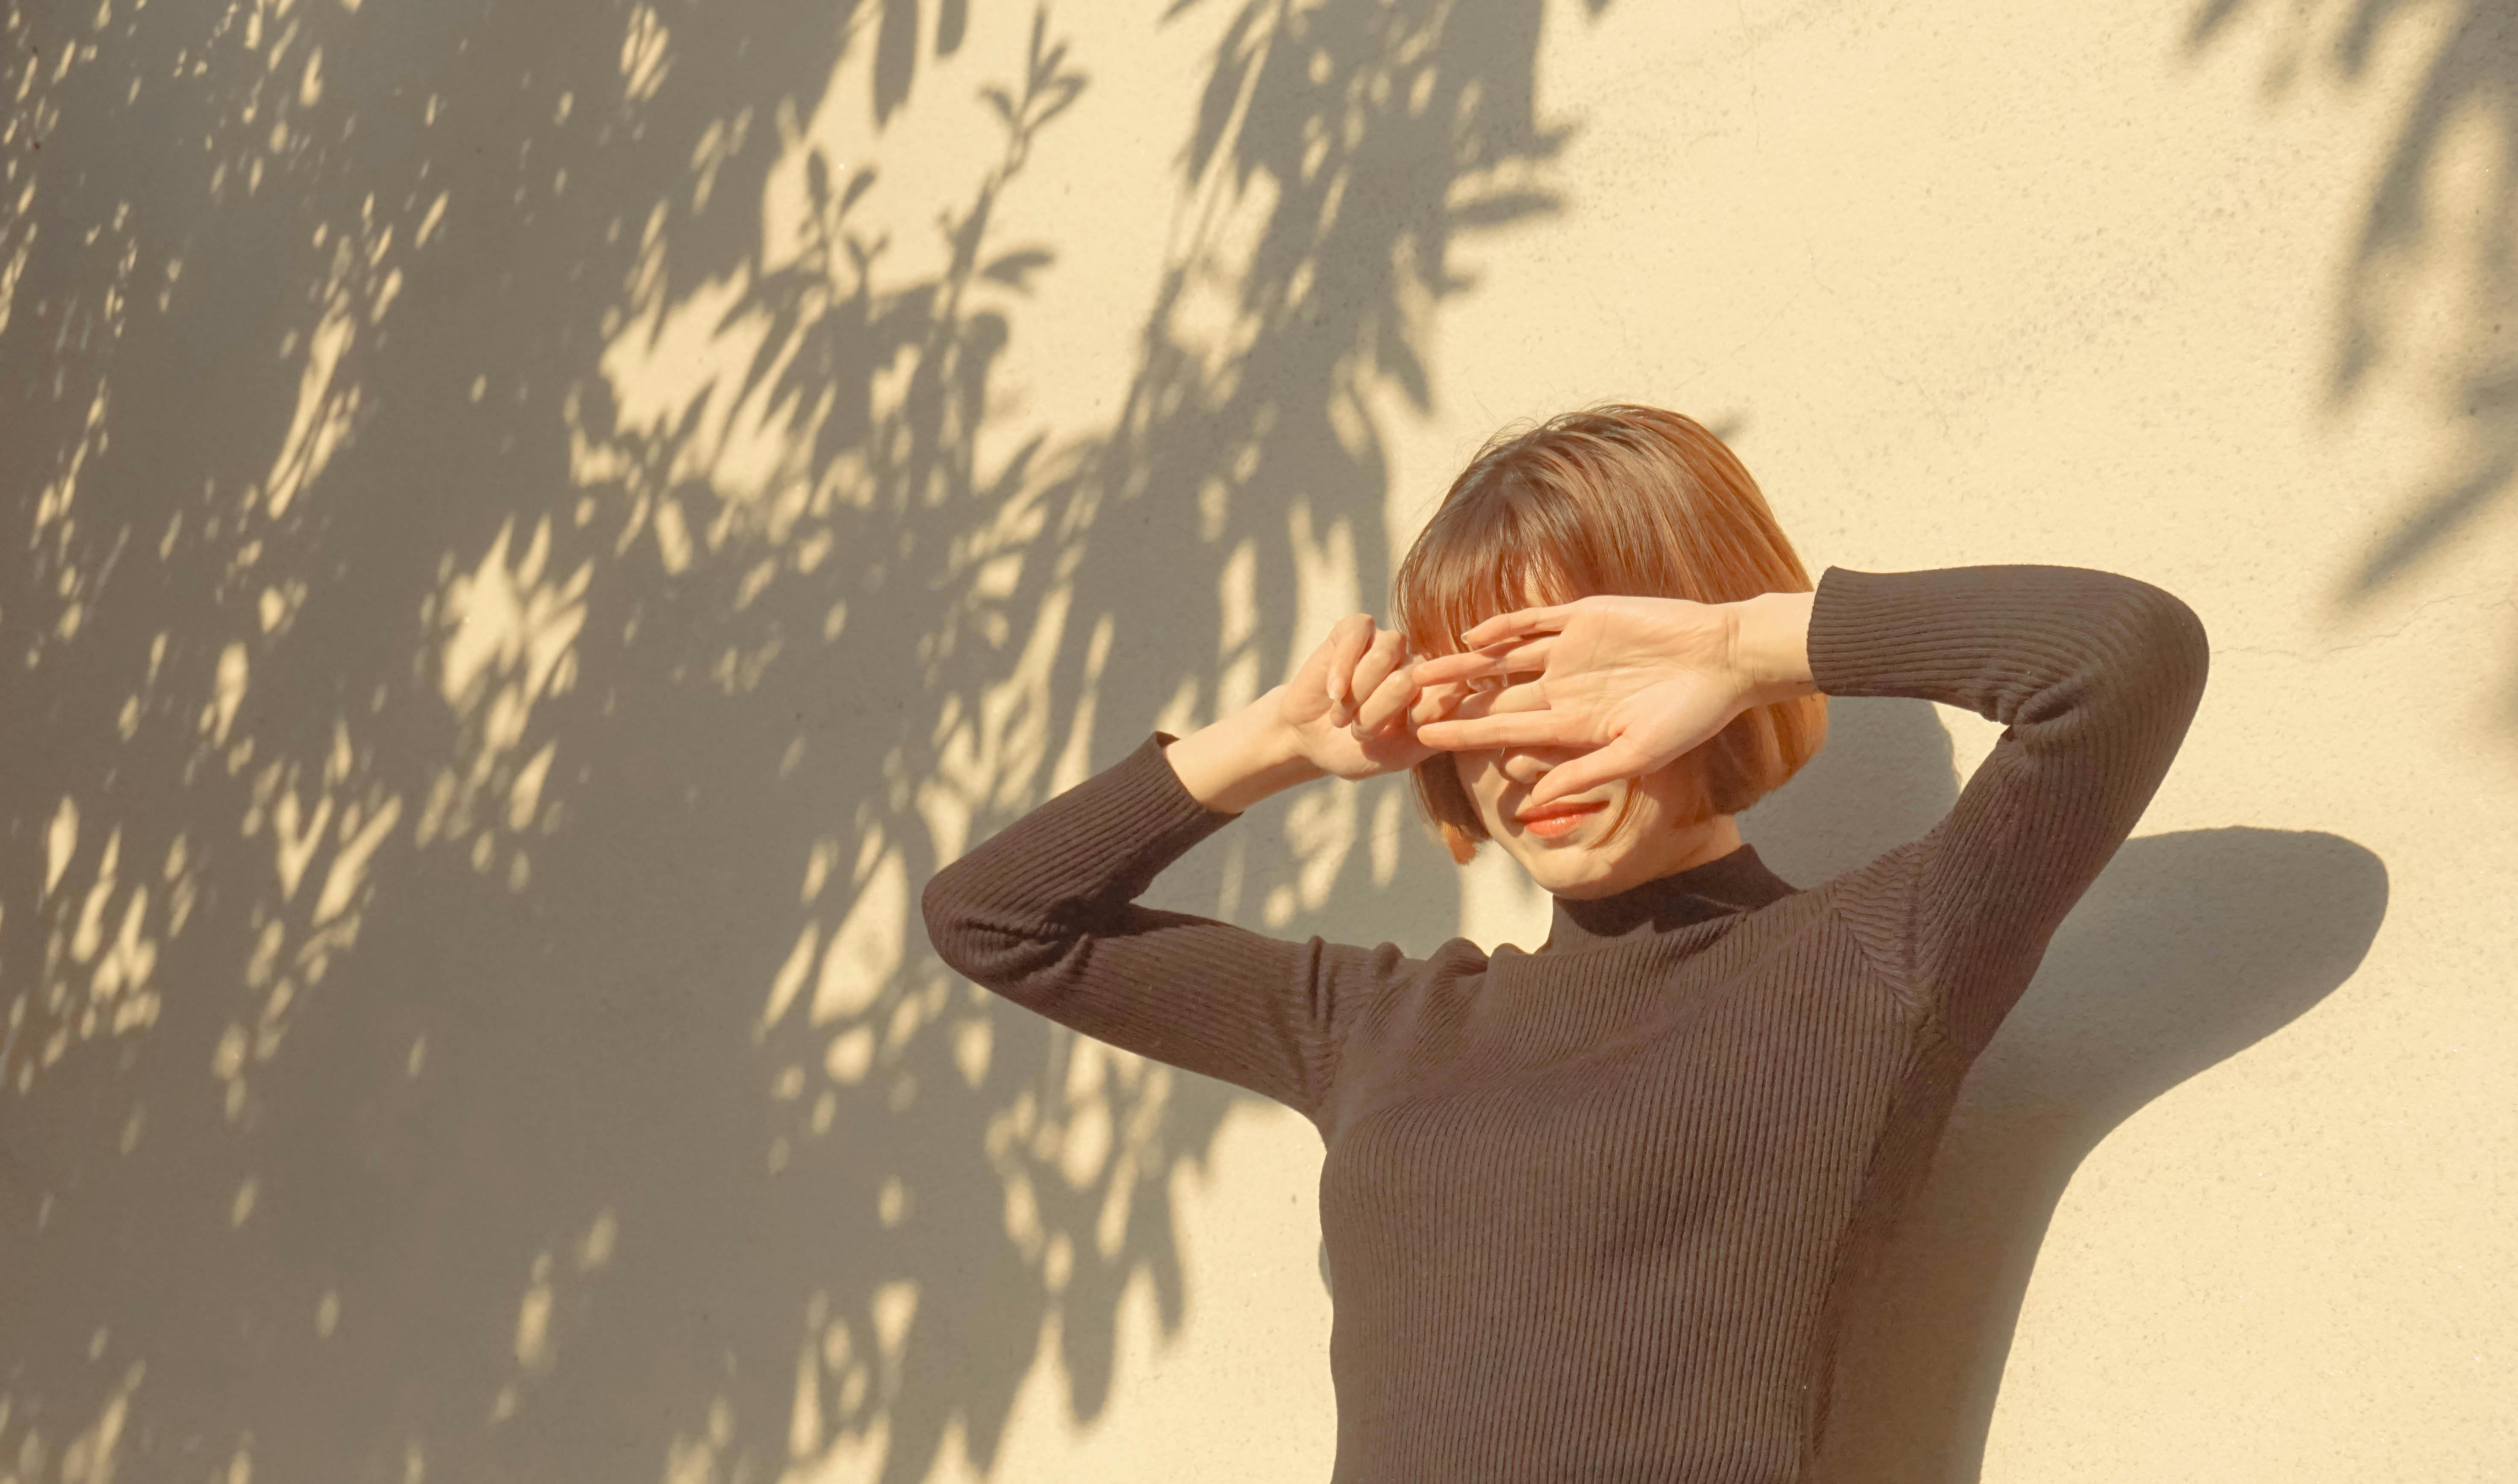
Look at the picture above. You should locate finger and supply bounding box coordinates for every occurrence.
[1443,679,1548,721]
[1406,649,1496,686]
[1323,614,1374,724]
[1458,602,1578,649]
[1354,649,1434,735]
[1413,710,1580,751]
[1483,679,1549,713]
[1410,635,1555,686]
[1347,629,1408,717]
[1527,735,1664,808]
[1408,678,1470,727]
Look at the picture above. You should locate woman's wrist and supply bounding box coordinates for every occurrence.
[1728,589,1819,705]
[1162,688,1327,814]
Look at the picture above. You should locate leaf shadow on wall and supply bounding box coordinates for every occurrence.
[2186,0,2518,727]
[0,2,1612,1482]
[2,2,982,1479]
[1747,701,2384,1484]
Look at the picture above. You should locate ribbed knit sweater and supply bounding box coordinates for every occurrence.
[920,564,2211,1482]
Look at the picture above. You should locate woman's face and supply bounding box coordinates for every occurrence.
[1451,742,1733,900]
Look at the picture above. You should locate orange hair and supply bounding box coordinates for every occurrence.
[1390,404,1829,864]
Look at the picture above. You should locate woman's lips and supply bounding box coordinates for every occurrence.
[1518,801,1606,840]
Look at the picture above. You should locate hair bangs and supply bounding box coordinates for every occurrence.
[1395,475,1584,662]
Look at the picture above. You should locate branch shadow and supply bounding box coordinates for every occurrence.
[0,2,1609,1481]
[2185,0,2518,728]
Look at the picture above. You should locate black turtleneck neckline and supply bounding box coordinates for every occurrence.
[1539,842,1800,954]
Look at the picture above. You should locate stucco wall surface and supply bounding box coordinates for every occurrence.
[3,1,2512,1482]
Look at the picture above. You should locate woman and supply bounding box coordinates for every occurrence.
[921,405,2210,1481]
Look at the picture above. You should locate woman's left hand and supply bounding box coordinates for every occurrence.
[1409,595,1755,809]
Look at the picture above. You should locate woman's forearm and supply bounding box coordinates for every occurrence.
[1162,689,1327,814]
[1731,589,1819,704]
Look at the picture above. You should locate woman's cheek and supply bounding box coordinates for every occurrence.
[1452,751,1496,814]
[1480,759,1513,828]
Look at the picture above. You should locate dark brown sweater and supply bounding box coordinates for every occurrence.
[920,564,2211,1482]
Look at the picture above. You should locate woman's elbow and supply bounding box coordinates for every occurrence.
[2112,579,2211,705]
[2145,588,2212,704]
[920,863,988,979]
[920,864,1059,990]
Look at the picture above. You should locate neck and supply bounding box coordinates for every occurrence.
[1663,813,1746,875]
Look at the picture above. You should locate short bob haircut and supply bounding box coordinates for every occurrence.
[1391,403,1830,865]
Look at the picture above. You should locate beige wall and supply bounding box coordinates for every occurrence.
[4,1,2512,1481]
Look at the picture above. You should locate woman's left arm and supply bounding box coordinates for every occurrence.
[1412,565,2210,1054]
[1794,564,2211,1053]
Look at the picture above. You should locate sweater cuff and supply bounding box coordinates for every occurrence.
[1086,730,1243,898]
[1806,565,1933,700]
[1804,562,2123,701]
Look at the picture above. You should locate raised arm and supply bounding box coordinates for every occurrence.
[920,613,1457,1122]
[1799,564,2211,1054]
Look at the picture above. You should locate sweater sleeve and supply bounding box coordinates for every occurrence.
[1810,564,2211,1057]
[918,730,1417,1125]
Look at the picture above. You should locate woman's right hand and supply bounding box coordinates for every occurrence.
[1273,613,1457,780]
[1165,613,1461,813]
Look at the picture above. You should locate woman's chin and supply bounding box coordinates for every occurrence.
[1515,849,1615,898]
[1545,873,1625,901]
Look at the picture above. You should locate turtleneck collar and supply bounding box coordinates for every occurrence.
[1539,842,1799,954]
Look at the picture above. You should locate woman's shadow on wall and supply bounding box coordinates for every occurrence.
[1739,692,2386,1484]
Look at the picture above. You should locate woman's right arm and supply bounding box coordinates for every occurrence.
[920,617,1451,1124]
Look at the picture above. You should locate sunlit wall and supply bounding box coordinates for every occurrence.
[3,1,2512,1481]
